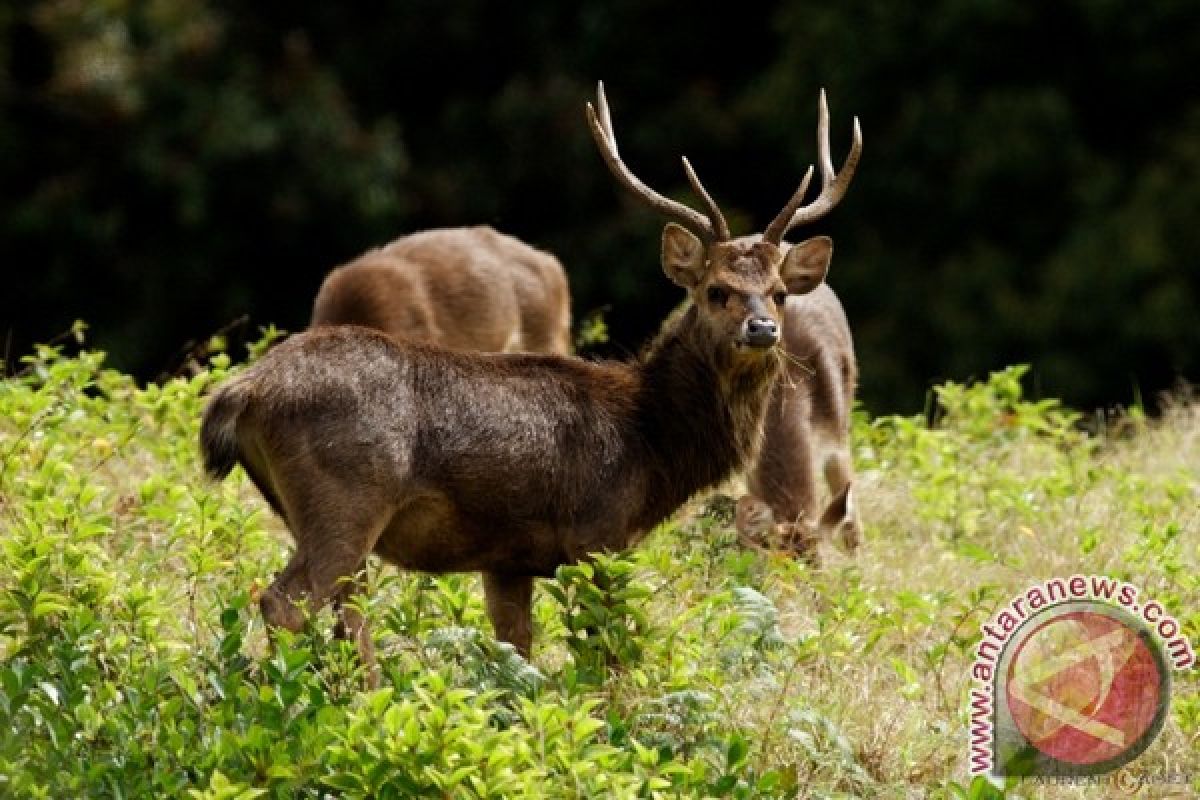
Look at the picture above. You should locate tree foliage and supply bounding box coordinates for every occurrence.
[2,0,1197,410]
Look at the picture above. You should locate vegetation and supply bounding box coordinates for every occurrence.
[1,332,1195,797]
[3,1,1199,410]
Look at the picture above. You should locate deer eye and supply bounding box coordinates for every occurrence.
[706,286,728,306]
[773,291,788,306]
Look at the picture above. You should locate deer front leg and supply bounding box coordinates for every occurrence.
[482,572,534,658]
[747,414,820,562]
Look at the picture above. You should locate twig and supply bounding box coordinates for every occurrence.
[155,315,250,382]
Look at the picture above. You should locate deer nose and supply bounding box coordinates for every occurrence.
[744,317,779,348]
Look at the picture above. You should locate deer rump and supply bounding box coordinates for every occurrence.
[311,226,572,356]
[201,327,654,579]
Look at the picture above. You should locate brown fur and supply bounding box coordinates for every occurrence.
[201,85,861,678]
[200,233,828,677]
[311,226,572,355]
[738,283,862,561]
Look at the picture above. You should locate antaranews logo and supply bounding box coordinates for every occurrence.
[967,575,1194,778]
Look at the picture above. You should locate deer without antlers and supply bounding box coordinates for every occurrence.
[199,82,861,680]
[312,226,571,356]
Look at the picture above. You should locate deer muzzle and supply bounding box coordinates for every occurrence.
[742,317,780,349]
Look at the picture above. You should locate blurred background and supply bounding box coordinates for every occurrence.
[2,0,1197,413]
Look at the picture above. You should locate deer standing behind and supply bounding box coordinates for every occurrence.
[199,83,861,681]
[736,282,862,562]
[311,225,572,355]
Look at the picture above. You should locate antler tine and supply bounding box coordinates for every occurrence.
[762,165,815,245]
[768,89,863,243]
[682,157,731,241]
[594,81,617,150]
[586,81,717,242]
[817,88,835,187]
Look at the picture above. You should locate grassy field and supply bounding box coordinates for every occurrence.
[1,334,1196,798]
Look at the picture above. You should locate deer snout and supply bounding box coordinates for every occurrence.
[742,317,780,348]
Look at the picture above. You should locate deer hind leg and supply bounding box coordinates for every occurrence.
[261,551,311,633]
[820,451,862,552]
[262,497,389,683]
[303,522,388,681]
[331,567,379,688]
[482,573,534,658]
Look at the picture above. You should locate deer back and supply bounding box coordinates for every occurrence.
[311,226,571,355]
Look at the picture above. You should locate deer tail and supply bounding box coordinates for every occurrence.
[200,383,249,479]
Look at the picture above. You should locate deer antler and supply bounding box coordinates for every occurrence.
[763,89,863,245]
[587,82,731,242]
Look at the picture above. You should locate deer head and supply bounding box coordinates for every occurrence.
[587,82,862,368]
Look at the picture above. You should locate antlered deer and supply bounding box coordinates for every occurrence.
[311,225,571,355]
[736,280,862,562]
[199,83,861,679]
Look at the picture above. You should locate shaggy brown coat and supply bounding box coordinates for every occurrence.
[201,232,830,675]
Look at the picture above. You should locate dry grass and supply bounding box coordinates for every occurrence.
[614,390,1200,798]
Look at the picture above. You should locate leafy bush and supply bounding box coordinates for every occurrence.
[1,337,1196,797]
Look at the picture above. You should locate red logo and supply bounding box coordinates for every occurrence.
[1006,610,1163,766]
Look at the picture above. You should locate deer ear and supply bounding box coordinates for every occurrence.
[780,236,832,295]
[661,223,706,288]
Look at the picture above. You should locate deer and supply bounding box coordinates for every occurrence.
[735,279,862,563]
[311,225,572,355]
[199,82,861,682]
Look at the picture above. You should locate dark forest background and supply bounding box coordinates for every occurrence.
[2,1,1197,413]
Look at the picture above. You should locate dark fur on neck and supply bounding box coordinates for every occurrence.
[630,304,780,529]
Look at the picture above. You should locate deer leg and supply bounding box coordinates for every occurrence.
[482,573,534,658]
[770,445,817,528]
[305,536,378,623]
[332,567,379,688]
[260,544,361,632]
[266,489,389,679]
[731,494,769,551]
[261,551,311,633]
[330,567,362,639]
[748,420,819,560]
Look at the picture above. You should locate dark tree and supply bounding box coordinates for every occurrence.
[2,0,1197,411]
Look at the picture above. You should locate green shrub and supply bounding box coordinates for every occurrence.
[1,340,1195,798]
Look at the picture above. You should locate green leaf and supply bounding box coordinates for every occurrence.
[726,733,749,770]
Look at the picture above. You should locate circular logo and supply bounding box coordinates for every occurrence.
[1004,605,1169,771]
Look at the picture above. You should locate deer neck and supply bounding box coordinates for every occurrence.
[631,305,780,527]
